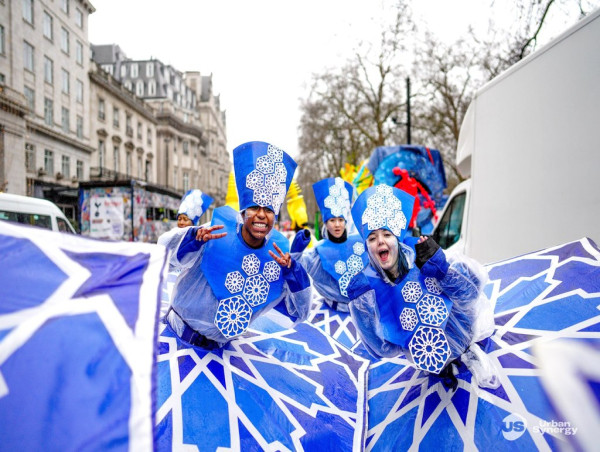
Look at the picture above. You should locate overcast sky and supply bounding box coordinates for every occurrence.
[88,0,593,159]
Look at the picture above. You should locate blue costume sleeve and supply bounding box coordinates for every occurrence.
[278,259,312,322]
[290,229,312,253]
[348,286,404,359]
[176,226,206,262]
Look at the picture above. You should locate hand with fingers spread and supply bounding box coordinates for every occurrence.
[269,242,292,268]
[195,224,227,242]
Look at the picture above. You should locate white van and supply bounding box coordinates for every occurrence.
[0,193,76,234]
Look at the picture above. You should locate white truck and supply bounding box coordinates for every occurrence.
[431,8,600,265]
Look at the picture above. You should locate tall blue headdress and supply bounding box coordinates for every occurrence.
[233,141,297,217]
[312,177,354,223]
[351,184,415,241]
[178,189,213,225]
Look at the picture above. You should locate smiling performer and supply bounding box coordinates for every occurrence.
[290,177,368,312]
[347,184,493,380]
[165,141,311,348]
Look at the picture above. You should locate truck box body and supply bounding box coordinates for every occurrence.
[433,9,600,264]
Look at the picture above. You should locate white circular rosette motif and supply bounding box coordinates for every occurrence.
[262,260,281,282]
[424,277,442,295]
[243,274,270,307]
[400,307,418,331]
[361,184,407,236]
[245,144,287,215]
[409,325,451,374]
[214,295,253,338]
[224,271,244,294]
[241,254,260,276]
[402,281,422,303]
[417,294,449,327]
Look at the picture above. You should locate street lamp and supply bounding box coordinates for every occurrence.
[391,77,412,144]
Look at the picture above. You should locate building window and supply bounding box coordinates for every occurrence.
[76,160,83,180]
[145,160,151,181]
[23,0,34,24]
[76,79,83,103]
[173,168,177,190]
[25,143,36,173]
[43,11,53,40]
[126,152,132,176]
[23,41,34,72]
[61,107,70,133]
[113,106,119,127]
[148,80,156,96]
[61,68,70,94]
[183,172,190,192]
[76,41,83,65]
[98,139,105,167]
[137,122,142,140]
[61,0,69,15]
[113,146,120,173]
[44,98,53,125]
[146,63,154,77]
[147,127,152,145]
[135,81,144,97]
[44,56,53,84]
[183,141,189,155]
[102,64,113,76]
[120,64,127,78]
[126,114,133,136]
[137,155,142,179]
[61,27,69,54]
[24,86,35,110]
[131,63,138,77]
[75,8,83,28]
[98,98,105,120]
[76,115,83,138]
[0,25,5,55]
[62,155,70,178]
[44,149,54,175]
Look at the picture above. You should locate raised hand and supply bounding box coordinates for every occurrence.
[196,224,227,242]
[268,242,292,268]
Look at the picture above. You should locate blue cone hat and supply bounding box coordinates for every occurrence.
[178,189,213,225]
[351,184,415,241]
[233,141,297,217]
[312,177,354,223]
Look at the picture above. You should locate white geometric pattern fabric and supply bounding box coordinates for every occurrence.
[323,177,351,219]
[337,241,367,297]
[402,281,422,303]
[361,185,407,236]
[244,144,288,215]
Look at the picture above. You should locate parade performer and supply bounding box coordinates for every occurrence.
[158,188,213,250]
[291,177,368,312]
[347,184,495,383]
[164,141,311,348]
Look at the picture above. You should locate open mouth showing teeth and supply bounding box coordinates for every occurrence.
[253,223,267,231]
[379,250,389,261]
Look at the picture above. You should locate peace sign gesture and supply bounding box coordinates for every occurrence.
[268,242,292,268]
[195,224,227,242]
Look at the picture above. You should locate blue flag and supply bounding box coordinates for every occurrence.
[0,221,166,451]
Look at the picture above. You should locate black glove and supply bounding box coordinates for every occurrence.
[415,237,440,269]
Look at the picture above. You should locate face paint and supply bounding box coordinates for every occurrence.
[241,206,275,248]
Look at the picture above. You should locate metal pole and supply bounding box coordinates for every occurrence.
[406,77,411,145]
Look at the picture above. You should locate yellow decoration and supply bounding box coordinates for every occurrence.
[340,160,373,195]
[224,171,239,211]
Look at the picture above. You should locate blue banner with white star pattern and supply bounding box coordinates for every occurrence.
[0,221,166,451]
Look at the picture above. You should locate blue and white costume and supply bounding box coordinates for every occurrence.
[166,141,312,346]
[292,177,368,312]
[347,184,490,375]
[157,189,213,317]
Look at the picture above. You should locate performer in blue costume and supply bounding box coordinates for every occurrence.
[347,184,495,379]
[291,177,368,312]
[164,141,312,348]
[157,189,213,317]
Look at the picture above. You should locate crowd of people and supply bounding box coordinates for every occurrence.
[158,140,495,379]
